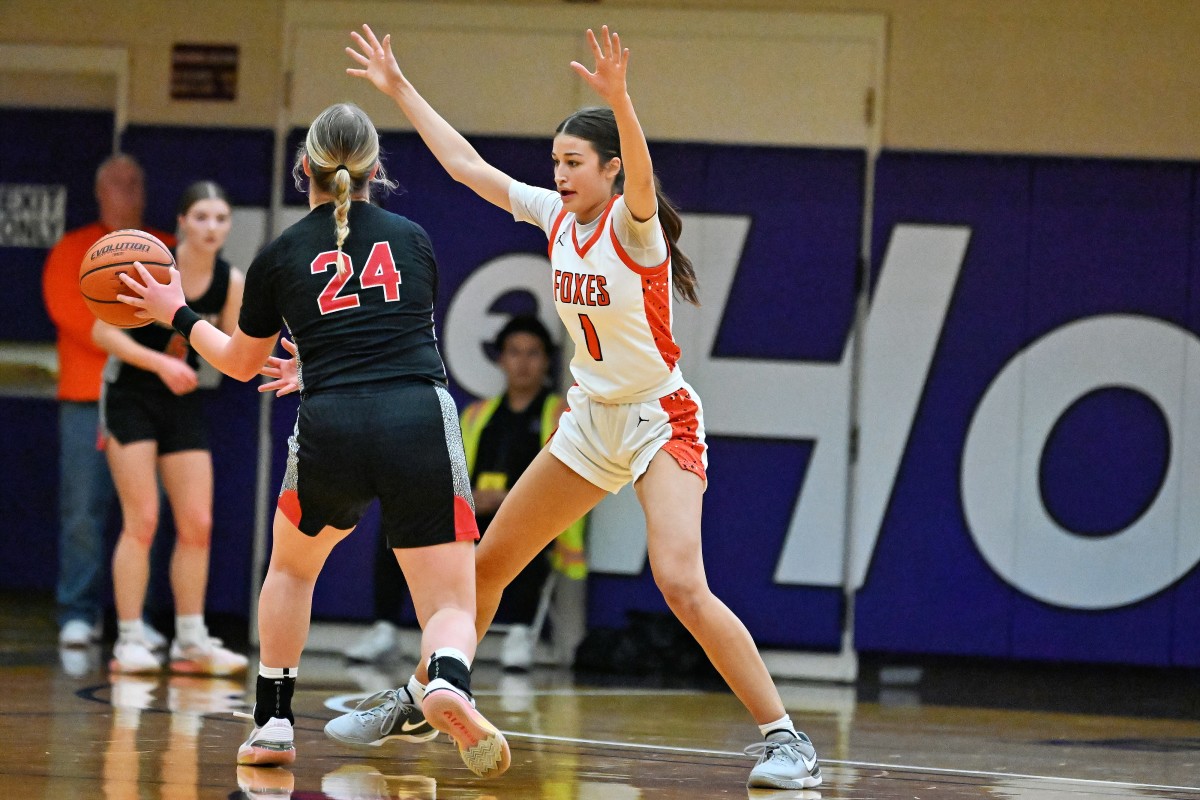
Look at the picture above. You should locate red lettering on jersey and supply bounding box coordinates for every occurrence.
[556,271,610,307]
[312,251,360,314]
[360,241,402,301]
[596,275,610,306]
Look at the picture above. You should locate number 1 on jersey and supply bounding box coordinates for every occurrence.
[578,313,603,361]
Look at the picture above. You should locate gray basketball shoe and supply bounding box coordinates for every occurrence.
[745,730,823,789]
[324,687,438,746]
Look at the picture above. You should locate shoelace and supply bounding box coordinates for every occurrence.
[744,739,805,764]
[350,689,404,734]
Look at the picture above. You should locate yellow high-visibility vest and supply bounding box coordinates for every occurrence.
[460,393,587,579]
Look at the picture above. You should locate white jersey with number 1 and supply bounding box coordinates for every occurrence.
[509,181,685,404]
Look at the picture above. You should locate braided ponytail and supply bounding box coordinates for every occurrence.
[292,103,398,274]
[331,166,352,275]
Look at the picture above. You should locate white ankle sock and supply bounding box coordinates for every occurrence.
[406,674,427,702]
[175,614,206,645]
[759,714,797,739]
[117,619,144,643]
[259,664,298,679]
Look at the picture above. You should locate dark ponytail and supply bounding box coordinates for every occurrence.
[652,179,699,306]
[557,107,699,306]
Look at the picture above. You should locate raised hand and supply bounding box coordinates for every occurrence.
[570,26,630,105]
[259,337,300,397]
[345,24,406,96]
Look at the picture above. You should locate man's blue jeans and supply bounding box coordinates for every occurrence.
[56,401,114,628]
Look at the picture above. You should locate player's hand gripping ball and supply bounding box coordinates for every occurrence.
[79,229,174,328]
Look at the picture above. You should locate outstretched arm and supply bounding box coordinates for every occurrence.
[571,26,656,222]
[346,25,514,211]
[116,264,277,383]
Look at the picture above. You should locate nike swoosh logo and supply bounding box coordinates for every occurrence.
[801,753,818,772]
[400,719,428,732]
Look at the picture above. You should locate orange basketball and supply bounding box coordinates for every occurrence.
[79,229,175,328]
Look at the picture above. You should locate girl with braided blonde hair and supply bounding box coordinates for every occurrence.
[120,100,508,776]
[291,102,397,274]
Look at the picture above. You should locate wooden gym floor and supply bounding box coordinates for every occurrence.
[3,594,1199,799]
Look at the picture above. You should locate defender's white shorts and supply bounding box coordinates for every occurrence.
[549,382,708,494]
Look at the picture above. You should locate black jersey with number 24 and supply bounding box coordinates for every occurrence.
[238,201,447,392]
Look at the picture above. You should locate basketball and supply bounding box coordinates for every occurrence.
[79,229,175,328]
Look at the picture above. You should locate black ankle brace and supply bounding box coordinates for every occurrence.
[428,653,472,697]
[254,674,295,725]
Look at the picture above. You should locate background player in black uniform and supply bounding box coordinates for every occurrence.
[93,181,247,677]
[117,102,511,778]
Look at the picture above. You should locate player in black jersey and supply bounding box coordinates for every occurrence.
[117,103,511,777]
[93,181,248,678]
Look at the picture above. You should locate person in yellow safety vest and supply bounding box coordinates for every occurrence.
[459,314,587,671]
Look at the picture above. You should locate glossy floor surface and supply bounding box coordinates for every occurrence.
[6,600,1200,799]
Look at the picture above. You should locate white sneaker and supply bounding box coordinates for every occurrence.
[500,624,534,672]
[170,636,249,677]
[237,716,296,766]
[110,638,164,674]
[745,731,823,789]
[141,621,168,650]
[345,621,399,662]
[59,619,100,648]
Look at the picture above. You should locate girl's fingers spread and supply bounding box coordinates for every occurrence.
[363,24,382,49]
[346,46,368,65]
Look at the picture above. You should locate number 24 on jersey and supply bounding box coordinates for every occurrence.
[312,241,401,315]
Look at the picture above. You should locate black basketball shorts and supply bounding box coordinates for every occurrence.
[99,381,209,454]
[277,380,479,548]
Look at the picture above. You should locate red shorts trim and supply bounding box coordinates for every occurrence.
[278,488,302,529]
[659,389,707,482]
[454,495,480,542]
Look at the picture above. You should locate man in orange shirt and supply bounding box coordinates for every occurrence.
[43,154,175,648]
